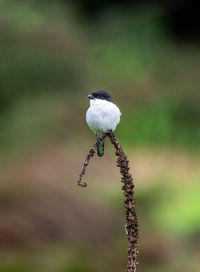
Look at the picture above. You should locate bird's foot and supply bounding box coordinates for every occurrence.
[106,129,113,136]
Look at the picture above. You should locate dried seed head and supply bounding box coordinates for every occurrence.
[77,131,139,271]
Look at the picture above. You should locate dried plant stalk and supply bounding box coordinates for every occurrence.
[77,133,107,187]
[77,131,139,271]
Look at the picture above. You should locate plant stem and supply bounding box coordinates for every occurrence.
[77,131,139,271]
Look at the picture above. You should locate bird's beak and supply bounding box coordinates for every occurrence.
[88,94,95,99]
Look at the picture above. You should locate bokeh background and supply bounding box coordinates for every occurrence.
[0,0,200,271]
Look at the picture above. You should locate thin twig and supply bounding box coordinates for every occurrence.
[77,133,107,187]
[77,131,139,271]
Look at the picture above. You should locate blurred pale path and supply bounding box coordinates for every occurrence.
[0,1,200,272]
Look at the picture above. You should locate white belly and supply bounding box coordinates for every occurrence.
[86,99,121,134]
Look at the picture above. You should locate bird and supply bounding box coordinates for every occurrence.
[86,89,121,157]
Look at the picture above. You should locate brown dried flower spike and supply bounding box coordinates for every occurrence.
[77,131,139,272]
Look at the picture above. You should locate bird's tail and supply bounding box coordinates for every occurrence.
[97,138,104,157]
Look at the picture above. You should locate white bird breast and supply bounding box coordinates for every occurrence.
[86,98,121,134]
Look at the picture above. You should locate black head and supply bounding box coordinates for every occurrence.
[88,89,113,102]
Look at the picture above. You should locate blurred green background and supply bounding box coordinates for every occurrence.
[0,0,200,271]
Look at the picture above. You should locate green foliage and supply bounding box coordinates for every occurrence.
[118,102,173,145]
[0,3,199,271]
[154,184,200,235]
[0,2,200,153]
